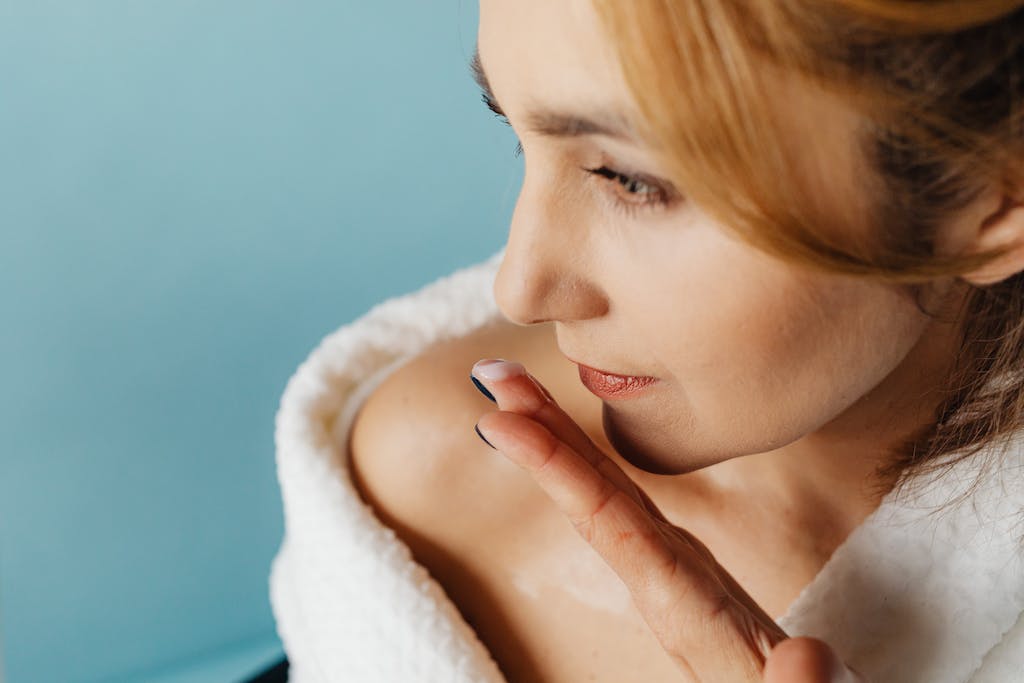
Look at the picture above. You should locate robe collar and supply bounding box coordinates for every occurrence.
[777,438,1024,682]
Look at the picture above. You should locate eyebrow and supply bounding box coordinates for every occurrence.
[469,46,638,143]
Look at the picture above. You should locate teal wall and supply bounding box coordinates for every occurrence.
[0,1,519,681]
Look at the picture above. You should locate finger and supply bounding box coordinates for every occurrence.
[474,359,788,680]
[470,358,670,523]
[764,638,864,683]
[476,408,725,610]
[470,359,591,458]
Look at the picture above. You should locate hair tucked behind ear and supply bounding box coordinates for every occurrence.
[590,0,1024,503]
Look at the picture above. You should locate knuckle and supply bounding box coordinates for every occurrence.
[531,431,564,475]
[590,479,620,520]
[525,394,552,420]
[569,479,619,543]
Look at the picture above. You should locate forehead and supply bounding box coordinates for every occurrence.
[477,0,871,225]
[477,0,640,123]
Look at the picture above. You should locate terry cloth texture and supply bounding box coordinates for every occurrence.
[269,247,1024,682]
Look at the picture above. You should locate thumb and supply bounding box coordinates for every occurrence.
[764,637,865,683]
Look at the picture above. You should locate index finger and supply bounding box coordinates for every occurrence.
[471,362,672,525]
[476,411,721,603]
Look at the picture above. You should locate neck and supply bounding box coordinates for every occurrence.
[649,295,964,538]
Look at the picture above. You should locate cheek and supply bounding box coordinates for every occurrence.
[617,226,926,454]
[709,278,903,448]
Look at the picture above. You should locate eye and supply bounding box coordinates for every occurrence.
[583,165,678,217]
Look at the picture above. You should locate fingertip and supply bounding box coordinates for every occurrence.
[764,637,854,683]
[473,410,524,449]
[470,374,497,403]
[471,359,554,410]
[471,358,525,382]
[474,423,497,449]
[474,409,561,469]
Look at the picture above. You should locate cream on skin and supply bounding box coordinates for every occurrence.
[476,0,1004,528]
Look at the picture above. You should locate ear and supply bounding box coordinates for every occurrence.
[957,192,1024,287]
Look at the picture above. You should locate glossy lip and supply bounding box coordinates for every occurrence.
[566,356,659,400]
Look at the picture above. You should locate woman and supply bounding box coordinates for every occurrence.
[269,1,1024,681]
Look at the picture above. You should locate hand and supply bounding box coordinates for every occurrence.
[470,358,865,683]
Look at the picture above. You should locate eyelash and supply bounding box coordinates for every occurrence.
[581,164,675,217]
[490,98,524,159]
[485,93,676,217]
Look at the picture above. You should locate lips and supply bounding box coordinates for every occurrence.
[573,361,659,400]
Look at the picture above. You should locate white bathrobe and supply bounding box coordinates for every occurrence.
[268,248,1024,682]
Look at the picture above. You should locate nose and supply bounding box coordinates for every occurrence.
[492,170,609,326]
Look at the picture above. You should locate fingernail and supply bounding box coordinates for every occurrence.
[474,423,496,449]
[470,374,497,402]
[471,359,526,382]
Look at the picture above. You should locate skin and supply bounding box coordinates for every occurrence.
[471,0,1024,680]
[481,0,963,494]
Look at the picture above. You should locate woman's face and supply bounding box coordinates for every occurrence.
[479,0,959,475]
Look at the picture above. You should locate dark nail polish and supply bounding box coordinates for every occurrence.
[475,423,496,449]
[470,374,497,403]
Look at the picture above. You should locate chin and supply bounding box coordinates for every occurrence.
[600,408,709,476]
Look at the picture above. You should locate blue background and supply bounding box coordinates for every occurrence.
[0,1,519,681]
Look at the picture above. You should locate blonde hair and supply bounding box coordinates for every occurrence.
[591,0,1024,498]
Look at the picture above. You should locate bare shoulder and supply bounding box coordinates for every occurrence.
[347,317,580,555]
[345,318,689,682]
